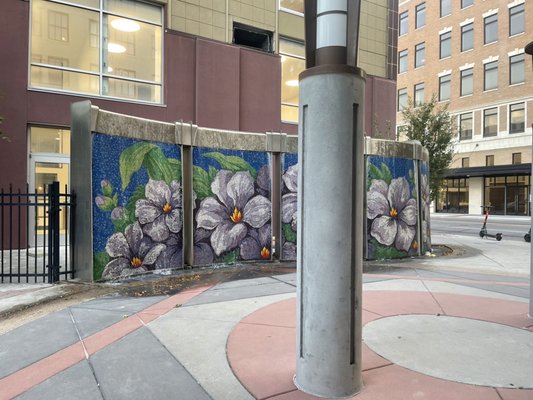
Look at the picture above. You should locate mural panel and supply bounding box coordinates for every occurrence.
[366,155,419,260]
[281,153,298,260]
[92,134,183,280]
[420,160,431,254]
[193,147,271,264]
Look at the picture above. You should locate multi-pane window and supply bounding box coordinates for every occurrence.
[512,153,522,165]
[440,0,451,17]
[509,54,525,85]
[399,11,409,36]
[439,74,451,101]
[483,108,498,137]
[415,3,426,29]
[484,14,498,44]
[48,10,68,42]
[30,0,163,103]
[462,157,470,168]
[484,61,498,91]
[398,88,408,111]
[279,0,304,14]
[414,83,424,105]
[461,0,473,8]
[459,113,473,140]
[461,23,474,52]
[398,49,408,74]
[440,31,451,59]
[509,103,525,134]
[460,68,473,96]
[486,155,494,166]
[415,43,425,68]
[509,4,524,36]
[280,38,305,123]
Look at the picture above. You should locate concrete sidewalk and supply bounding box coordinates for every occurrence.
[0,260,531,400]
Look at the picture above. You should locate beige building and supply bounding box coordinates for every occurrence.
[396,0,533,215]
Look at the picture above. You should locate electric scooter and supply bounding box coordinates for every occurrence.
[479,206,502,241]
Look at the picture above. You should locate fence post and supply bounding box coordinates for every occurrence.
[47,181,60,283]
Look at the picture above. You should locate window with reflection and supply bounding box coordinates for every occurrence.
[279,0,304,14]
[399,11,408,36]
[398,88,408,111]
[414,83,424,105]
[440,31,451,59]
[509,103,525,134]
[30,0,162,103]
[484,61,498,91]
[415,42,425,68]
[439,74,451,101]
[483,108,498,137]
[509,4,524,36]
[484,14,498,44]
[509,54,525,85]
[461,0,473,8]
[460,68,473,96]
[459,112,472,140]
[398,49,408,74]
[280,38,305,123]
[415,3,426,29]
[461,23,473,52]
[440,0,451,17]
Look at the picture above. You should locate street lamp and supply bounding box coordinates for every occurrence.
[525,41,533,318]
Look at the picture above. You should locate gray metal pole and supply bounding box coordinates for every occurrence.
[295,0,365,396]
[525,41,533,318]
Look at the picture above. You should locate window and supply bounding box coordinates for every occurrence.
[461,0,473,8]
[461,23,474,52]
[279,0,303,14]
[483,108,498,137]
[462,158,470,168]
[233,23,273,52]
[280,38,305,123]
[399,11,409,36]
[486,155,494,166]
[415,43,425,68]
[459,113,473,140]
[509,54,525,85]
[30,0,163,103]
[396,125,408,141]
[440,0,451,17]
[415,3,426,29]
[439,74,451,101]
[509,4,524,36]
[484,61,498,91]
[512,153,522,165]
[398,50,408,74]
[48,10,68,42]
[440,31,451,59]
[460,68,473,97]
[414,83,424,105]
[484,14,498,44]
[509,103,525,134]
[398,88,408,111]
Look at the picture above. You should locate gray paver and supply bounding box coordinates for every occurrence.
[363,315,533,388]
[0,309,79,379]
[91,327,211,400]
[461,282,530,299]
[186,281,295,306]
[69,307,130,338]
[272,273,296,285]
[73,294,165,313]
[16,360,103,400]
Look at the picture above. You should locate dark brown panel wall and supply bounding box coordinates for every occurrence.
[365,76,397,140]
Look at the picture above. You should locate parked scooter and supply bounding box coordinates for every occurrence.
[525,228,531,243]
[479,206,502,241]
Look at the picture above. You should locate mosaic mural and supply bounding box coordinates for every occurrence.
[420,160,431,254]
[366,155,419,260]
[281,153,298,260]
[92,134,183,280]
[192,147,272,264]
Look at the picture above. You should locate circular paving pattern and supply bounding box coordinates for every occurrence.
[363,315,533,388]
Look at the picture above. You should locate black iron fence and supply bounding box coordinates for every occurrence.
[0,182,76,283]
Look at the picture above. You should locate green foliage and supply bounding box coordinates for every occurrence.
[168,158,182,183]
[282,223,297,243]
[120,142,158,190]
[368,162,393,185]
[93,251,110,281]
[401,95,455,202]
[119,185,146,232]
[193,165,213,201]
[370,239,408,260]
[203,152,257,178]
[222,249,240,263]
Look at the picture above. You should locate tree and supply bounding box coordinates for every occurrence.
[401,95,455,202]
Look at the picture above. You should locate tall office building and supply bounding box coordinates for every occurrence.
[396,0,532,215]
[0,0,398,196]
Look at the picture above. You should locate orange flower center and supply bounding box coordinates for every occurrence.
[260,246,270,259]
[130,256,142,268]
[162,202,172,214]
[389,207,398,218]
[412,241,418,250]
[230,207,243,223]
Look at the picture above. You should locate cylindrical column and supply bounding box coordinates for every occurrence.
[315,0,348,66]
[295,67,365,397]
